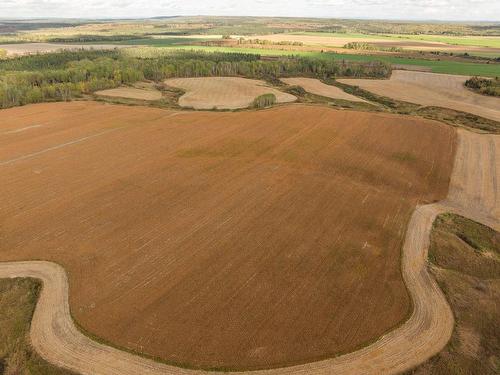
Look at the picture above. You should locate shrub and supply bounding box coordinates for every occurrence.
[465,76,500,97]
[252,93,276,108]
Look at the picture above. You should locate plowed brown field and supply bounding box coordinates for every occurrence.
[0,102,455,370]
[165,77,296,109]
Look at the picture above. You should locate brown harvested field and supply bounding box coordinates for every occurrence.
[0,102,455,370]
[281,77,367,102]
[95,86,163,101]
[0,43,125,56]
[339,70,500,122]
[164,77,296,109]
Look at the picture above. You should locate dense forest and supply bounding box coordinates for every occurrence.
[0,48,391,109]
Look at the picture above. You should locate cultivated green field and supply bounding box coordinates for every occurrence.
[158,45,500,77]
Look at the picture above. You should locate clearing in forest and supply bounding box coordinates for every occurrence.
[0,102,455,370]
[95,86,162,101]
[164,76,296,109]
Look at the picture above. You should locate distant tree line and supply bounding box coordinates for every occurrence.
[0,48,391,109]
[238,38,304,46]
[344,42,403,53]
[47,35,149,43]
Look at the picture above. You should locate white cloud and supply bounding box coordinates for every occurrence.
[0,0,499,21]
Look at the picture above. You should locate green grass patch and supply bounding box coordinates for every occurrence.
[0,278,75,374]
[406,214,499,375]
[434,214,499,257]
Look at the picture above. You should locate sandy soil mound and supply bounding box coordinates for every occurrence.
[281,77,367,102]
[0,102,454,370]
[95,87,162,101]
[164,77,296,109]
[340,70,500,122]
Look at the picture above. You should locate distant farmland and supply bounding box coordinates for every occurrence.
[160,46,500,77]
[0,102,455,370]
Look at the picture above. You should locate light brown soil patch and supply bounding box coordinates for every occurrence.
[339,70,500,122]
[245,34,500,54]
[95,86,162,101]
[245,34,395,47]
[0,102,455,370]
[164,77,296,109]
[0,43,124,56]
[281,77,367,102]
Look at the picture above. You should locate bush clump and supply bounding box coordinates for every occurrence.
[253,93,276,108]
[465,76,500,97]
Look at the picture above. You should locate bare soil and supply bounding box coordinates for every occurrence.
[95,86,163,101]
[339,70,500,122]
[281,77,366,102]
[0,102,455,370]
[164,77,296,109]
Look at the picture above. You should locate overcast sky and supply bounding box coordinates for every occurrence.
[1,1,499,21]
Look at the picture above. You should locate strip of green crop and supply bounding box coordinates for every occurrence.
[161,45,500,77]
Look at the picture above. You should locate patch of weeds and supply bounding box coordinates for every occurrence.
[392,152,417,163]
[406,214,499,375]
[416,107,500,134]
[0,278,75,375]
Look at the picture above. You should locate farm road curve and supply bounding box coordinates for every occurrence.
[0,129,498,374]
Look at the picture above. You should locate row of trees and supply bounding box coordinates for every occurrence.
[0,49,391,109]
[344,42,403,53]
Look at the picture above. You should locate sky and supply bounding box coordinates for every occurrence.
[1,0,499,22]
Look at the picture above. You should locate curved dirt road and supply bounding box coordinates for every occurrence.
[0,129,498,375]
